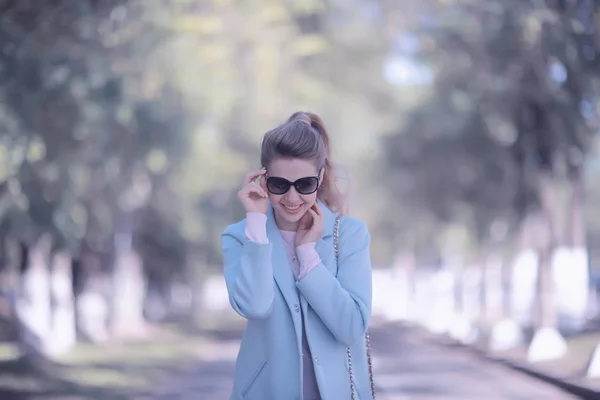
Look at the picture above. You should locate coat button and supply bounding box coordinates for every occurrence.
[315,357,319,365]
[294,304,300,313]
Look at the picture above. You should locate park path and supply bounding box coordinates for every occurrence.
[141,321,576,399]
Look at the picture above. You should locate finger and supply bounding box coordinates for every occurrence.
[305,210,320,231]
[298,219,308,231]
[308,204,320,219]
[310,208,324,227]
[241,181,264,193]
[251,182,268,197]
[244,169,267,185]
[259,174,268,191]
[244,169,266,186]
[312,202,323,217]
[239,184,264,198]
[247,182,268,198]
[298,211,311,229]
[300,209,311,221]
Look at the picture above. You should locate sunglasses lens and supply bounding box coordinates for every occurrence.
[266,177,291,194]
[295,177,319,194]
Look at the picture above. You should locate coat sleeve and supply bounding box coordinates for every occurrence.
[295,217,372,346]
[222,224,275,319]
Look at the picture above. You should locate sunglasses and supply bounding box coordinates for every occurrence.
[265,170,321,195]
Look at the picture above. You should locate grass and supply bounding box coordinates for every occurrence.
[468,324,600,391]
[522,330,600,390]
[0,321,225,400]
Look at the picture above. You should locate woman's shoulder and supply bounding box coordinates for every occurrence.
[222,218,247,240]
[338,214,369,238]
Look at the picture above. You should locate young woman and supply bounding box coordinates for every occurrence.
[222,111,374,400]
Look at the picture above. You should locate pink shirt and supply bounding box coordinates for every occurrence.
[244,212,322,400]
[244,212,321,278]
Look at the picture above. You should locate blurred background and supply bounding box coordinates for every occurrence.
[0,0,599,398]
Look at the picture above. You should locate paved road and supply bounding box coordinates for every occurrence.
[141,322,576,400]
[369,324,576,400]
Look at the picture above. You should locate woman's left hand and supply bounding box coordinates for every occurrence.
[296,203,324,246]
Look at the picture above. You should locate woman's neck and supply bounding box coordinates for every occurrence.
[273,212,299,232]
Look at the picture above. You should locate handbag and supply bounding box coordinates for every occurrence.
[334,215,376,400]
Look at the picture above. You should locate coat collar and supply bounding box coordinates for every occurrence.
[265,199,338,350]
[265,199,337,239]
[265,199,337,270]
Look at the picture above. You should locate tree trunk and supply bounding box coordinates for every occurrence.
[0,235,12,331]
[388,250,416,322]
[527,172,567,362]
[510,222,539,327]
[15,235,52,358]
[536,171,560,330]
[463,266,482,326]
[501,253,512,321]
[190,246,211,324]
[110,211,146,338]
[482,252,503,326]
[567,167,586,248]
[0,236,24,343]
[454,269,465,315]
[488,251,524,352]
[73,246,110,343]
[449,267,476,343]
[403,250,417,322]
[554,167,589,331]
[536,244,556,328]
[0,234,8,297]
[45,250,76,356]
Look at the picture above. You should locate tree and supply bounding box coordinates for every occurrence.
[383,0,600,355]
[0,0,189,352]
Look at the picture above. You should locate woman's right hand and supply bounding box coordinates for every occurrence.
[238,169,269,214]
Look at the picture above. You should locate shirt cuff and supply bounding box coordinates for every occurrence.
[245,212,269,244]
[296,242,321,280]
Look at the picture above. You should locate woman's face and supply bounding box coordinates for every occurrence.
[265,158,322,230]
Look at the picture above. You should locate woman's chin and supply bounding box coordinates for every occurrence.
[275,205,307,225]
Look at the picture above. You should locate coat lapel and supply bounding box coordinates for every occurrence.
[315,200,336,273]
[301,201,337,340]
[266,206,303,348]
[266,201,339,348]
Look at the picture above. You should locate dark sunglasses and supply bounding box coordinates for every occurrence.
[265,170,321,195]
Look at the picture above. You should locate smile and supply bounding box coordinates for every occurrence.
[283,204,303,213]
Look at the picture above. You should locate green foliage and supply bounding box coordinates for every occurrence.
[1,0,598,271]
[383,0,600,258]
[0,1,188,255]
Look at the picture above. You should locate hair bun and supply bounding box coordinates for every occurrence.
[288,111,312,125]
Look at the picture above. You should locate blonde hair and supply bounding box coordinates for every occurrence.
[260,111,347,214]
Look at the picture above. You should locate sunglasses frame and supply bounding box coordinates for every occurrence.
[265,168,322,195]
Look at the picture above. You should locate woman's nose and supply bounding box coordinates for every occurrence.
[284,187,301,202]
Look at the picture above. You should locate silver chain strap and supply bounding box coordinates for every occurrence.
[334,216,376,400]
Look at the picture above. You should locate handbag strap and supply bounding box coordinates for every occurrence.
[334,216,376,400]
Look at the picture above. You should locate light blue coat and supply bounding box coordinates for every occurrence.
[221,201,373,400]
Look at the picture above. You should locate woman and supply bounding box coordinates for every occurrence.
[222,111,373,400]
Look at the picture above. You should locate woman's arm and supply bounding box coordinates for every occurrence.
[295,217,372,346]
[222,214,274,319]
